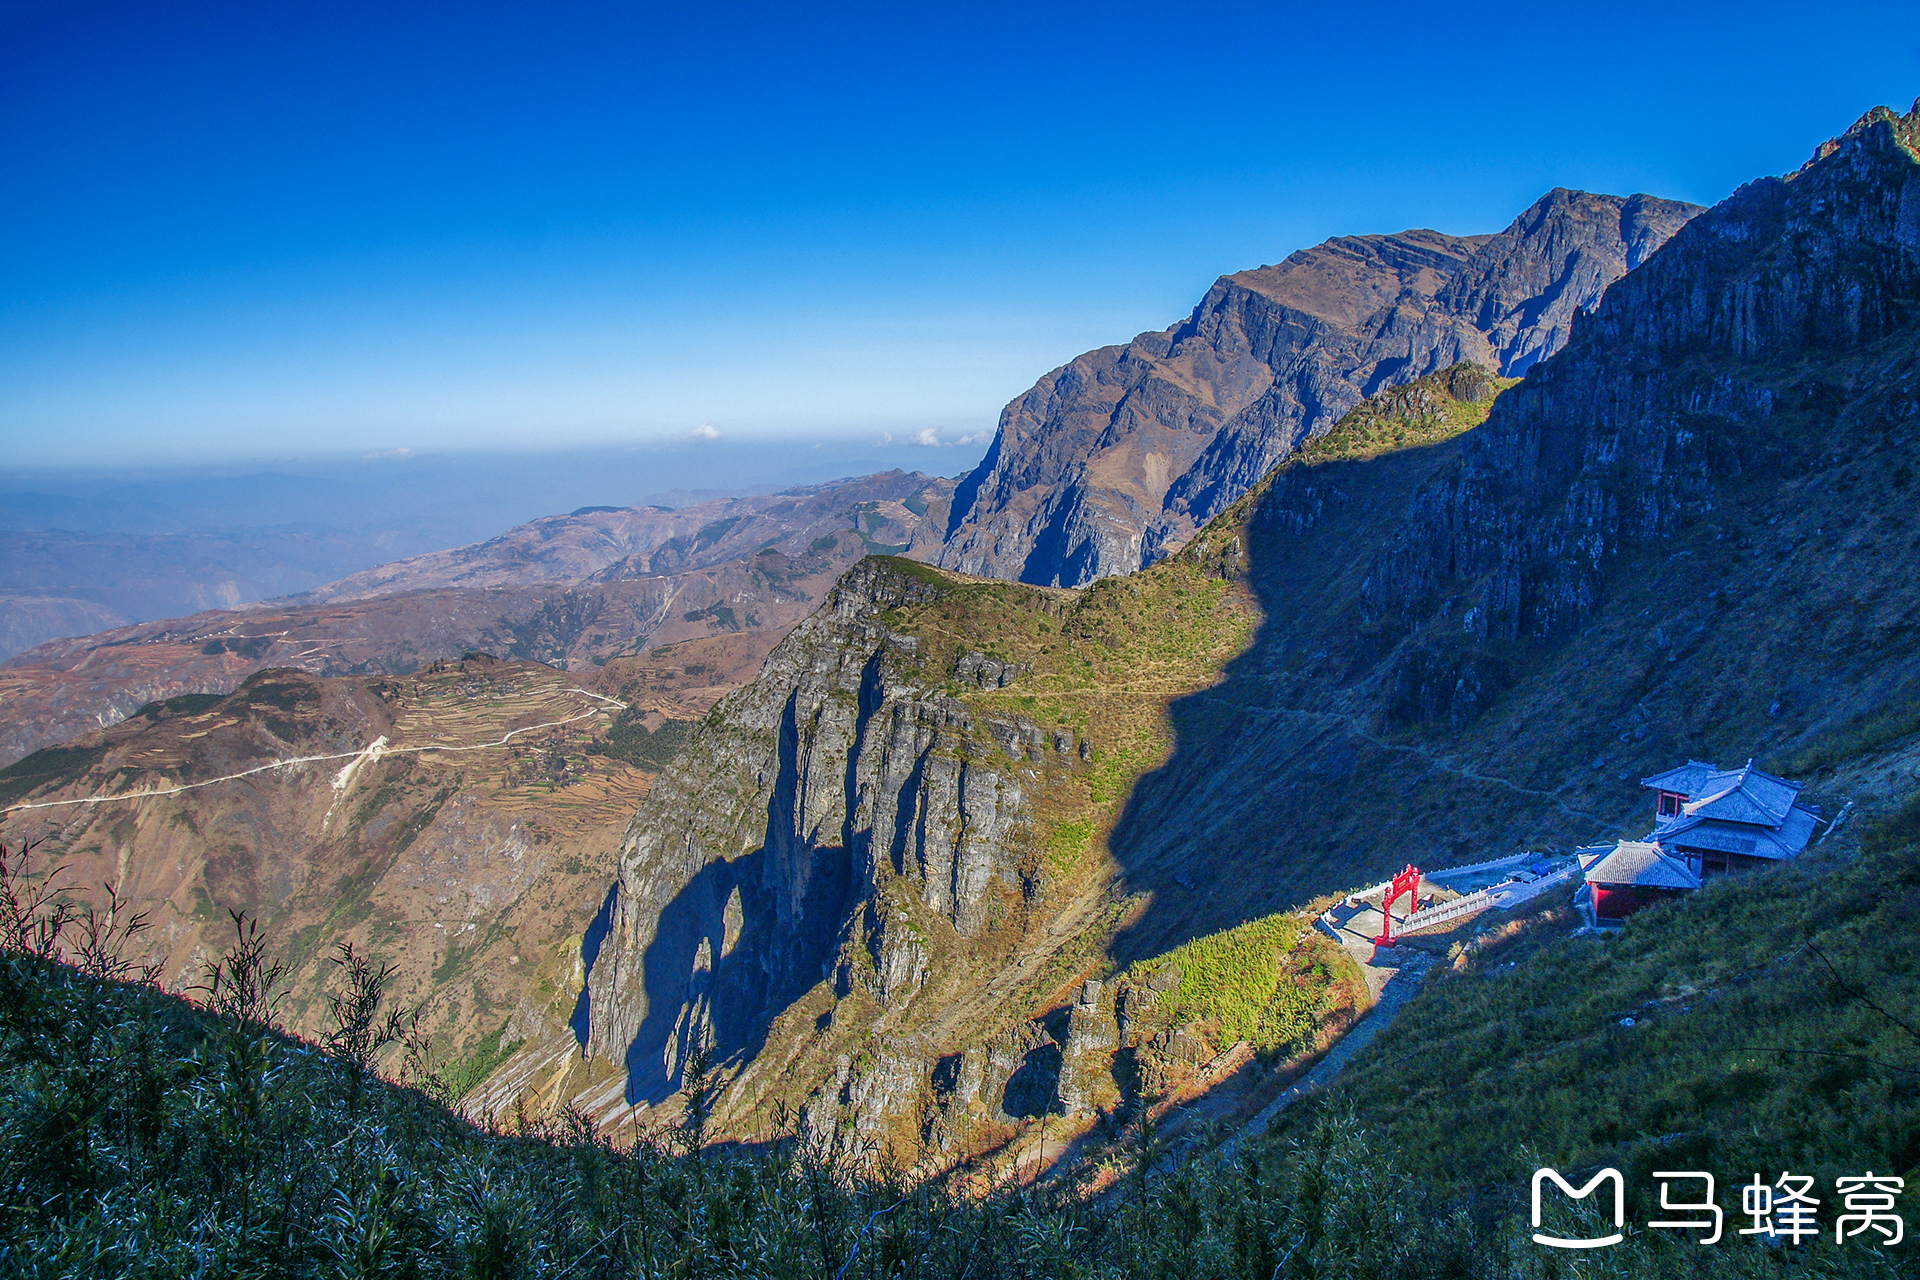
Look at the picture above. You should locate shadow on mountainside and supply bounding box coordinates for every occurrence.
[617,689,855,1105]
[1097,435,1514,967]
[1101,352,1920,967]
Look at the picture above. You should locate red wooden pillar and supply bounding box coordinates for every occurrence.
[1374,864,1423,947]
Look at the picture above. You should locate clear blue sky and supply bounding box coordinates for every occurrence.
[3,0,1914,468]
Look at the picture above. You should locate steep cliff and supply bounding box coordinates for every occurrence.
[581,559,1075,1114]
[530,103,1920,1173]
[519,366,1507,1153]
[1365,99,1920,675]
[939,190,1700,588]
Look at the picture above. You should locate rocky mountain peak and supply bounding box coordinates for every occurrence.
[1799,97,1920,173]
[1220,228,1486,328]
[937,187,1703,589]
[1435,188,1700,376]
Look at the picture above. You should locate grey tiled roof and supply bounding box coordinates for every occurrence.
[1583,840,1702,890]
[1654,803,1818,861]
[1683,761,1802,826]
[1641,760,1722,795]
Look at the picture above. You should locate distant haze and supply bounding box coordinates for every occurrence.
[0,437,987,548]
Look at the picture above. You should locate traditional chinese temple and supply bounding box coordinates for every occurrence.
[1640,759,1819,876]
[1579,758,1820,923]
[1578,840,1701,922]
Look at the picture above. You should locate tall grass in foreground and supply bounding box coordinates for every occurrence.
[0,836,1904,1277]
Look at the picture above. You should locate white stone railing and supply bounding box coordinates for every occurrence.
[1397,890,1497,935]
[1422,851,1538,882]
[1491,861,1581,906]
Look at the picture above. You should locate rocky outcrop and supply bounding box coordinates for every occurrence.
[580,560,1056,1104]
[1053,979,1119,1116]
[802,1045,933,1155]
[939,190,1702,588]
[1361,101,1920,700]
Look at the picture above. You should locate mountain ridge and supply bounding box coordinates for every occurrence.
[939,188,1703,588]
[0,472,956,769]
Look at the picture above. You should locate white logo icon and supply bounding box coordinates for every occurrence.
[1532,1168,1625,1249]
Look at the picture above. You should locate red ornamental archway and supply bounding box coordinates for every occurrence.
[1373,864,1423,948]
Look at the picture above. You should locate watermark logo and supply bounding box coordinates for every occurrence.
[1531,1167,1624,1249]
[1649,1171,1722,1245]
[1531,1168,1906,1248]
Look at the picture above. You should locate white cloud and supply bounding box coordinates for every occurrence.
[361,447,415,461]
[690,423,721,440]
[897,427,993,448]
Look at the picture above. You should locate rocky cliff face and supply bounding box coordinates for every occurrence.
[1362,101,1920,700]
[938,190,1701,588]
[582,560,1071,1107]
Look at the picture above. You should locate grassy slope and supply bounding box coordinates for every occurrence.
[0,660,646,1084]
[1132,912,1359,1054]
[1273,814,1920,1270]
[8,896,1896,1277]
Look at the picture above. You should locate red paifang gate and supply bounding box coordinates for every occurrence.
[1373,864,1423,948]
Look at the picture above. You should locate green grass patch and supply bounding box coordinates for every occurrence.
[868,555,952,590]
[1045,819,1093,877]
[1135,912,1337,1052]
[442,1021,526,1099]
[1089,731,1162,806]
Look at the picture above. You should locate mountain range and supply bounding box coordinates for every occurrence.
[514,98,1920,1158]
[4,97,1918,1197]
[0,471,953,767]
[937,189,1701,587]
[0,190,1699,770]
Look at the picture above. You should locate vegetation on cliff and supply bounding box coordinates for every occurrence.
[554,362,1512,1165]
[1127,912,1360,1056]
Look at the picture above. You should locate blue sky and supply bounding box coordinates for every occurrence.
[2,0,1915,469]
